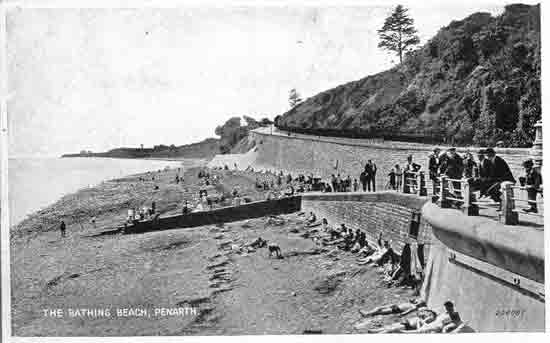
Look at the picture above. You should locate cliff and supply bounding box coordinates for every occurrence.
[277,4,540,147]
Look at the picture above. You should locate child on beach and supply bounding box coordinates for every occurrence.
[59,221,66,238]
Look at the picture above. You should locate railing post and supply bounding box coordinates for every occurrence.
[462,178,479,216]
[402,172,408,194]
[419,171,427,196]
[500,181,519,225]
[438,176,449,208]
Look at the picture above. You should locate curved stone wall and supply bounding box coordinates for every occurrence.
[421,203,545,332]
[301,192,433,263]
[300,191,544,332]
[249,129,530,191]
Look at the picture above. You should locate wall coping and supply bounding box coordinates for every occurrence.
[251,128,530,155]
[301,191,429,210]
[422,202,544,283]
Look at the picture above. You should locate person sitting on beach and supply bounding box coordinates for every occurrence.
[127,209,136,223]
[328,226,342,241]
[341,230,356,251]
[358,240,389,265]
[321,218,331,232]
[366,308,437,333]
[232,196,242,206]
[356,241,376,257]
[358,298,426,317]
[305,212,317,225]
[194,201,205,212]
[284,185,295,196]
[182,200,190,215]
[404,301,461,333]
[286,173,292,184]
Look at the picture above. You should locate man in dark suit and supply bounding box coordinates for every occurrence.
[521,159,542,213]
[428,148,441,195]
[365,160,377,192]
[482,148,515,202]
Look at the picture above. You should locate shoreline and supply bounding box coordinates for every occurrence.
[59,155,212,163]
[9,157,205,230]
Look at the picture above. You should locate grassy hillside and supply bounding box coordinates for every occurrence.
[277,4,540,147]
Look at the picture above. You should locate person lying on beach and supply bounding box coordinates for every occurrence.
[366,308,437,333]
[248,237,267,248]
[358,298,426,317]
[403,301,461,333]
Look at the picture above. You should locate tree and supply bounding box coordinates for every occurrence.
[288,88,302,108]
[377,5,420,64]
[259,118,273,126]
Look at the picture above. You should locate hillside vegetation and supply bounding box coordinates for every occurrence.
[62,116,270,159]
[62,138,221,159]
[277,4,540,147]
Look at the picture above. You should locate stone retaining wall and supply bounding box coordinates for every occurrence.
[421,202,545,332]
[250,129,530,192]
[301,192,432,259]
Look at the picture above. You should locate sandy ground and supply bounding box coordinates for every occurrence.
[10,166,416,336]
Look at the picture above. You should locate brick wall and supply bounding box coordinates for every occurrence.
[250,130,530,193]
[301,192,432,259]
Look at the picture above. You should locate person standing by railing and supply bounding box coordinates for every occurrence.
[365,160,377,192]
[395,164,403,190]
[441,148,463,198]
[520,159,542,213]
[428,148,441,195]
[360,169,368,192]
[462,151,477,179]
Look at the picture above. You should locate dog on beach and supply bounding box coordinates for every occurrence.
[265,242,282,258]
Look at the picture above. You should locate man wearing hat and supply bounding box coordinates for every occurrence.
[521,159,542,213]
[476,149,490,179]
[442,148,463,180]
[428,148,441,195]
[481,148,515,202]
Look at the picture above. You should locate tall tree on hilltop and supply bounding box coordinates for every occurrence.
[288,88,303,108]
[377,5,420,64]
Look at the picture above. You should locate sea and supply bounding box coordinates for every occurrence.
[5,157,190,226]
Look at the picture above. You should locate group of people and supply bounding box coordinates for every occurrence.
[302,213,465,334]
[303,213,425,293]
[426,147,542,212]
[358,300,464,333]
[126,202,157,224]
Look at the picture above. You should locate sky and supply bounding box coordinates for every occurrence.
[4,0,537,157]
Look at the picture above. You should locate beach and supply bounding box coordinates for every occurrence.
[10,164,415,336]
[7,157,197,226]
